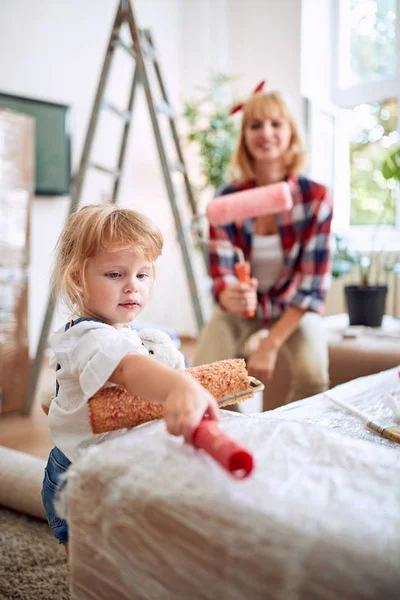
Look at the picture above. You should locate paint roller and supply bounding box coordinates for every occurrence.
[88,359,261,479]
[206,181,292,226]
[194,181,293,318]
[192,418,254,478]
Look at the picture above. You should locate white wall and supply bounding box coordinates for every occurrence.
[181,0,303,118]
[301,0,334,106]
[229,0,303,123]
[0,0,303,354]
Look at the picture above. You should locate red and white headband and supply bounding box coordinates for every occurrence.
[229,80,267,115]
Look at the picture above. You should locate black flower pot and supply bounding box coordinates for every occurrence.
[344,285,388,327]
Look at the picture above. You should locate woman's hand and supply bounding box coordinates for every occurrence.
[163,376,219,443]
[219,278,258,317]
[247,340,279,384]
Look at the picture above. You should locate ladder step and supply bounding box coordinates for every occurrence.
[140,33,156,60]
[114,37,135,58]
[155,98,174,119]
[102,99,132,122]
[91,163,120,178]
[174,162,185,174]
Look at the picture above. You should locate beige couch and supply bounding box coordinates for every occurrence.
[244,315,400,410]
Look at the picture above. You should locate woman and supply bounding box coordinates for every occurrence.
[192,84,332,407]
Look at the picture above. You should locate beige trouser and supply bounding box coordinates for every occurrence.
[192,307,329,410]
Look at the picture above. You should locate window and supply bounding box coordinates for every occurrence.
[341,0,396,89]
[349,98,398,225]
[332,0,400,233]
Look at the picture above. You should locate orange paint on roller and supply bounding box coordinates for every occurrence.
[234,260,255,318]
[206,181,292,226]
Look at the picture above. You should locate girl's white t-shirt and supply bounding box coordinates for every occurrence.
[48,320,149,462]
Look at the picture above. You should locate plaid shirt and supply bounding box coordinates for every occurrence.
[209,174,333,325]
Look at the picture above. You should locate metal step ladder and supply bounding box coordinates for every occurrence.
[23,0,205,414]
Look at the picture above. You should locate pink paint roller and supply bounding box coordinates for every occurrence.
[205,181,292,318]
[206,181,292,226]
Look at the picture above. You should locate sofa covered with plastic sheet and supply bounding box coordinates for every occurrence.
[64,367,400,600]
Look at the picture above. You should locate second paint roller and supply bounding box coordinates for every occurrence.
[206,181,292,226]
[206,181,293,318]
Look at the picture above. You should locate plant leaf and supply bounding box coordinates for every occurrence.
[382,147,400,181]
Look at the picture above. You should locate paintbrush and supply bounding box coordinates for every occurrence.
[324,392,400,444]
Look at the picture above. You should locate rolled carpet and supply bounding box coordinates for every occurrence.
[0,446,46,520]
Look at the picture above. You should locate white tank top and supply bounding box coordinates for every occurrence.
[251,234,285,293]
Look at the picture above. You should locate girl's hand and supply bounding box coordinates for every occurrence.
[247,342,278,384]
[163,377,219,443]
[219,278,258,317]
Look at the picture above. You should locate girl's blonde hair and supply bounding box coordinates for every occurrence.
[52,203,163,313]
[231,91,306,181]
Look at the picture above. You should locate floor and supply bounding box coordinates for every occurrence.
[0,361,54,459]
[0,336,199,459]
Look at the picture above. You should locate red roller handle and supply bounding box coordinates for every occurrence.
[234,261,255,318]
[192,419,254,479]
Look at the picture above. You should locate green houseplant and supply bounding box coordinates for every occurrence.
[333,146,400,326]
[182,72,239,192]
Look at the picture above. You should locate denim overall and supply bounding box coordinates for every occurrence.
[41,317,99,544]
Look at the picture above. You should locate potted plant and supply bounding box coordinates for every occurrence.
[332,146,400,327]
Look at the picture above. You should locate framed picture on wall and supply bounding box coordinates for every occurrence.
[0,92,71,196]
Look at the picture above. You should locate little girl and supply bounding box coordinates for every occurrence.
[41,203,219,551]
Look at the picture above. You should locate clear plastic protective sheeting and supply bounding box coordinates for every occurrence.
[65,368,400,600]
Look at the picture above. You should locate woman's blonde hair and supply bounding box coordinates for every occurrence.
[52,203,163,313]
[231,91,306,181]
